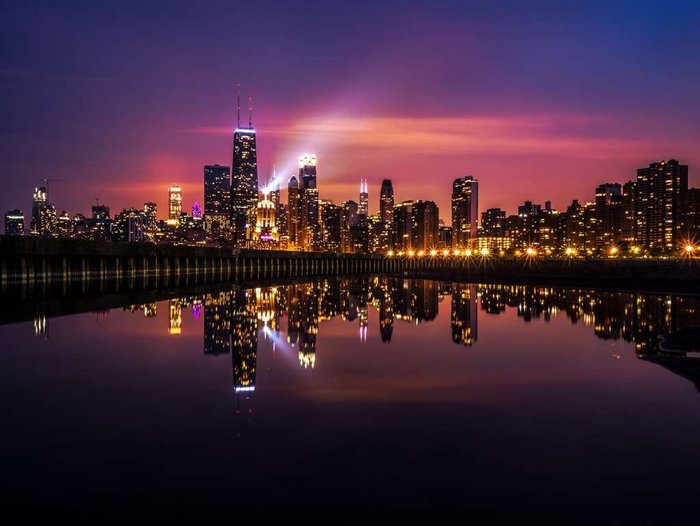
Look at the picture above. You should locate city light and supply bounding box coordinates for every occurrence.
[631,246,641,255]
[453,249,461,256]
[685,244,696,254]
[387,250,394,257]
[417,250,425,257]
[429,249,437,257]
[525,247,537,257]
[464,249,472,256]
[609,246,619,256]
[442,249,450,257]
[565,247,577,256]
[480,248,490,256]
[407,249,415,257]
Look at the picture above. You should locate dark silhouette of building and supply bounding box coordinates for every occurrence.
[4,209,24,236]
[203,164,231,233]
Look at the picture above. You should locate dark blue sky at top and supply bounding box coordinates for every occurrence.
[1,0,699,217]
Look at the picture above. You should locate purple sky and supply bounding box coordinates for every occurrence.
[2,0,699,221]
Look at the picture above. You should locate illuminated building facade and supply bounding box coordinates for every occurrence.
[287,176,300,247]
[594,183,623,250]
[4,209,24,236]
[254,193,279,246]
[359,178,369,216]
[452,176,478,248]
[168,185,182,225]
[391,201,413,251]
[682,188,700,242]
[635,159,688,251]
[320,200,342,252]
[30,186,56,237]
[298,154,320,251]
[411,200,439,251]
[231,101,258,247]
[203,164,231,233]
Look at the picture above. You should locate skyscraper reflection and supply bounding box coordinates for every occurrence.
[115,277,699,392]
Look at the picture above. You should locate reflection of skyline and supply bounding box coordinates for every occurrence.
[110,278,700,393]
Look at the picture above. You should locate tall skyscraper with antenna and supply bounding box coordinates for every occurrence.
[359,179,369,216]
[231,89,259,246]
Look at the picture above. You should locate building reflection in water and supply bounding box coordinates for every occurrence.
[119,277,700,394]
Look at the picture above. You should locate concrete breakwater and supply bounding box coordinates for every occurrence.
[1,236,698,294]
[0,236,388,286]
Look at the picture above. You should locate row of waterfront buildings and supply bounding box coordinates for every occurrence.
[4,100,699,255]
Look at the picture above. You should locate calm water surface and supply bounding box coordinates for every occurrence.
[1,277,700,522]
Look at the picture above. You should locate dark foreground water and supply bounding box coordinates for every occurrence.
[1,277,700,523]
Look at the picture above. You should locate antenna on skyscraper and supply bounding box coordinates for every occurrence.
[248,96,253,128]
[237,83,241,128]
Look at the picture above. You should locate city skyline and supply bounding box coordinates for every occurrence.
[3,1,700,220]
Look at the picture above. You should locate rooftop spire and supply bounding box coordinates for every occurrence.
[248,96,253,128]
[236,83,241,128]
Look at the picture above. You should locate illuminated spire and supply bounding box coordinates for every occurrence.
[248,96,253,128]
[237,83,241,128]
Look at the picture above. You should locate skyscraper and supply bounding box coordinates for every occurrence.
[298,154,320,251]
[594,183,623,250]
[411,200,439,251]
[635,159,688,251]
[288,175,300,248]
[30,185,56,237]
[359,178,369,216]
[452,176,479,248]
[203,164,231,232]
[4,209,24,236]
[320,200,342,252]
[231,95,258,246]
[168,185,182,225]
[379,179,394,223]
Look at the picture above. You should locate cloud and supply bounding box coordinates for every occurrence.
[189,112,680,161]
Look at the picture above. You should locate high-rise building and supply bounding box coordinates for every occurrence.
[594,183,623,250]
[379,179,394,223]
[682,188,700,244]
[621,181,636,244]
[341,200,359,253]
[30,186,56,237]
[287,176,300,248]
[481,208,506,237]
[359,179,369,216]
[515,200,541,248]
[391,201,413,251]
[231,96,258,246]
[298,154,320,251]
[168,185,182,225]
[411,200,439,251]
[4,209,24,236]
[203,164,231,232]
[320,200,342,252]
[452,176,478,248]
[635,159,688,251]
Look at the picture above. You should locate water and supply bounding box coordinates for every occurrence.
[1,277,700,522]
